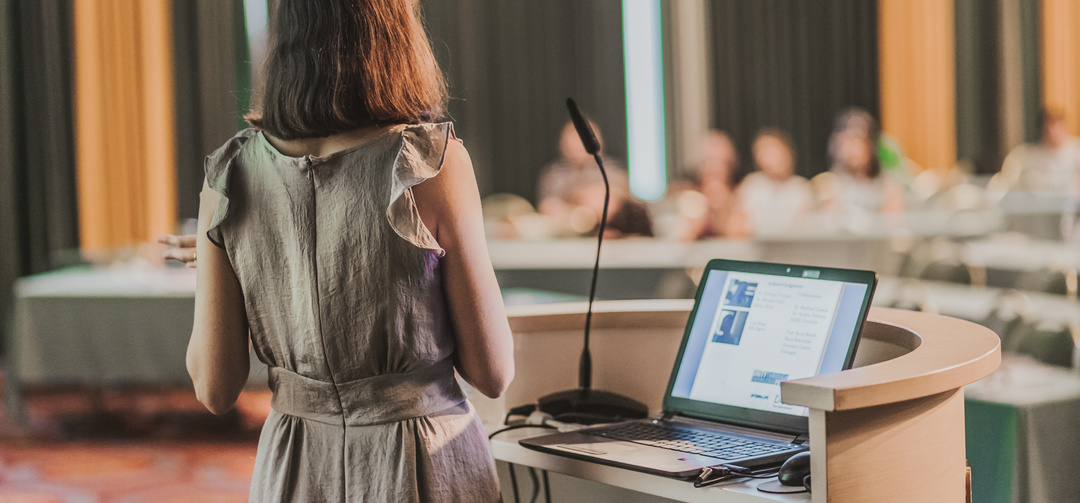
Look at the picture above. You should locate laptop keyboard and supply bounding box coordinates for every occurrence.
[588,421,797,460]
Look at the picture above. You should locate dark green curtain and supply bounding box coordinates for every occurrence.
[954,0,1042,175]
[421,0,627,202]
[0,0,80,354]
[955,0,1004,174]
[1017,0,1041,143]
[172,0,251,219]
[708,0,880,179]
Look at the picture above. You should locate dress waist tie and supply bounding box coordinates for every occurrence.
[266,358,466,426]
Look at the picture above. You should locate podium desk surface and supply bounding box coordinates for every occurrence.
[490,426,811,503]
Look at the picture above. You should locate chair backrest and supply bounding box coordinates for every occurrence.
[1016,269,1070,297]
[1010,322,1075,368]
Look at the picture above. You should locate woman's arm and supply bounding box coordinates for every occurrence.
[414,140,514,399]
[187,180,250,414]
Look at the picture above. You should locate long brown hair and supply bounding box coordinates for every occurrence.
[246,0,447,140]
[828,108,881,178]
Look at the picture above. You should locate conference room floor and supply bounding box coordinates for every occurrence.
[0,373,268,502]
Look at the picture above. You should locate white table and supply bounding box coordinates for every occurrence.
[873,276,1080,327]
[4,265,266,419]
[964,235,1080,274]
[489,426,810,503]
[965,356,1080,503]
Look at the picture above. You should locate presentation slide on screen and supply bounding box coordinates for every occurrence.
[687,272,844,414]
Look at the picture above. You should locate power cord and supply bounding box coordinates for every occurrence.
[541,469,552,503]
[527,468,540,503]
[508,463,520,502]
[491,410,575,503]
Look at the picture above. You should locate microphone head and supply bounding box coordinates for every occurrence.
[566,98,602,155]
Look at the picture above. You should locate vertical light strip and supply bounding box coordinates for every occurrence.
[243,0,269,36]
[622,0,667,201]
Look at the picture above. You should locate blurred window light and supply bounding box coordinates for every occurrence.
[622,0,667,201]
[244,0,269,39]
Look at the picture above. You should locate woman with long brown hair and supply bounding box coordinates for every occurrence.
[181,1,512,500]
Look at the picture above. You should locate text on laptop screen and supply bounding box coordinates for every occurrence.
[669,269,868,417]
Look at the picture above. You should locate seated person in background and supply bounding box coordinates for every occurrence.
[1006,107,1080,192]
[816,108,905,215]
[567,174,653,237]
[537,120,651,237]
[663,129,739,241]
[727,128,814,237]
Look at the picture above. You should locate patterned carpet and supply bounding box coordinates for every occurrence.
[0,378,269,503]
[0,442,255,503]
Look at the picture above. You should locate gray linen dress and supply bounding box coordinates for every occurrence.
[203,122,501,502]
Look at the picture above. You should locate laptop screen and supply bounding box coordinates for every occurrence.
[664,260,876,432]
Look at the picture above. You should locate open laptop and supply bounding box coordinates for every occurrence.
[519,258,877,478]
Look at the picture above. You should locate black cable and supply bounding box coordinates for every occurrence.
[734,470,782,479]
[508,463,520,503]
[695,468,783,488]
[489,424,555,502]
[527,468,540,503]
[542,470,552,503]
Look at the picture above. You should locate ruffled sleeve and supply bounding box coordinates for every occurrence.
[204,128,256,249]
[386,122,455,257]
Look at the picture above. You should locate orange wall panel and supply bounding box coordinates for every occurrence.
[1041,0,1080,135]
[74,0,176,252]
[878,0,957,172]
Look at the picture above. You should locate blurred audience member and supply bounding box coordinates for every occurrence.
[480,193,553,240]
[1007,107,1080,193]
[727,129,814,236]
[816,108,904,215]
[537,120,651,237]
[664,129,739,240]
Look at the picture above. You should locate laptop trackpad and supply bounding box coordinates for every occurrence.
[551,440,716,472]
[556,441,639,456]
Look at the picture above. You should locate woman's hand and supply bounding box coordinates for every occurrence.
[159,234,198,267]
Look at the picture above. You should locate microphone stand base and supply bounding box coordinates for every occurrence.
[537,388,649,425]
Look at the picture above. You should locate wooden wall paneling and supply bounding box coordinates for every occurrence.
[139,0,177,243]
[879,0,957,172]
[1040,0,1080,135]
[75,0,177,252]
[73,0,110,250]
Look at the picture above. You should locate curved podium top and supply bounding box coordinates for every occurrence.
[781,306,1001,411]
[506,300,1001,412]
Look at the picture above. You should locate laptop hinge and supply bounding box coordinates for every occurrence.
[656,411,677,423]
[792,433,809,445]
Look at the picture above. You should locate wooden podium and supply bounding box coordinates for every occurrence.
[491,300,1000,503]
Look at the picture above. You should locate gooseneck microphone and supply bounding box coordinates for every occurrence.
[566,97,607,392]
[535,99,648,424]
[567,98,602,155]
